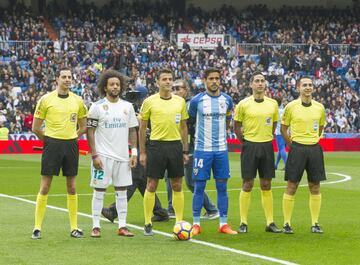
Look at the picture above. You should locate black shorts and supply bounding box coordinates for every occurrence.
[285,142,326,183]
[41,136,79,177]
[146,140,184,179]
[241,140,275,179]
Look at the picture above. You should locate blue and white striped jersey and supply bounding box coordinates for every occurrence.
[275,106,284,135]
[188,92,233,152]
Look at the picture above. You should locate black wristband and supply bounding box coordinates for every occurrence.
[183,151,189,155]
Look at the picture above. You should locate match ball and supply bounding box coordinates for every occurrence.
[173,221,193,241]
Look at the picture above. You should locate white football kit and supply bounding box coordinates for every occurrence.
[88,98,138,188]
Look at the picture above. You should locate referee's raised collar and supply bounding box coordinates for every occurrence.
[301,101,312,107]
[57,93,69,98]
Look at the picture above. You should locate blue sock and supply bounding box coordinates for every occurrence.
[193,180,206,222]
[280,148,287,164]
[215,180,228,224]
[275,152,281,168]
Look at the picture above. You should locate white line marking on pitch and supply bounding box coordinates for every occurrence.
[13,172,351,197]
[0,193,298,265]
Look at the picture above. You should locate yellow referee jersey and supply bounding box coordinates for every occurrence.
[140,93,189,141]
[34,90,88,139]
[234,95,278,142]
[282,99,325,145]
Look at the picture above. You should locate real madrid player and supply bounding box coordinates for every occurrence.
[189,68,237,235]
[87,70,138,237]
[234,71,281,234]
[139,68,189,236]
[281,76,326,234]
[31,67,88,239]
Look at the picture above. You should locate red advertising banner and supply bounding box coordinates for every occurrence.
[228,138,360,152]
[0,139,360,155]
[0,140,90,155]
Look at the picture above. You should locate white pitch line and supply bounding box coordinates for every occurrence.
[0,193,298,265]
[13,172,352,197]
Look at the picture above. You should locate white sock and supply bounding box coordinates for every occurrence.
[92,190,105,228]
[115,190,127,228]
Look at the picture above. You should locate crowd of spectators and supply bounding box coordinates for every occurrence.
[0,1,359,134]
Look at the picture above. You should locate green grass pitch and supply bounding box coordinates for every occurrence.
[0,152,359,265]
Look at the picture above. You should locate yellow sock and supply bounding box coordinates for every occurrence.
[34,193,48,230]
[239,190,251,225]
[309,194,321,225]
[282,193,295,226]
[261,190,274,225]
[67,194,78,231]
[172,191,184,223]
[143,190,155,225]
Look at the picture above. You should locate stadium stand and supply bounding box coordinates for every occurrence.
[0,1,359,134]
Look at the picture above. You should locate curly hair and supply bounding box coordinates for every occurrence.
[97,69,128,98]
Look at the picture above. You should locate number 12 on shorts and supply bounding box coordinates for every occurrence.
[93,169,104,180]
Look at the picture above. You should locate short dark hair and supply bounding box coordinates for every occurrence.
[156,68,173,80]
[250,71,265,83]
[296,75,313,87]
[97,69,128,98]
[56,67,71,77]
[204,68,221,79]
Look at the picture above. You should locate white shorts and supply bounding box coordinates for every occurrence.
[90,155,132,189]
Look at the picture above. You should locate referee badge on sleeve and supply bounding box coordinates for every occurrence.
[265,117,272,126]
[175,114,181,124]
[70,113,77,122]
[313,121,319,131]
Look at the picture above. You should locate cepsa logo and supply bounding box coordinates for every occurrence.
[178,34,224,49]
[193,37,223,44]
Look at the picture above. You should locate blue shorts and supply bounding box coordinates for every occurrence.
[192,150,230,181]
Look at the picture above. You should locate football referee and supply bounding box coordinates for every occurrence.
[281,76,326,234]
[234,71,281,233]
[31,67,88,239]
[139,68,189,236]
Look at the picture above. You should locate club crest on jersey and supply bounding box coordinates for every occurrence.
[265,117,271,126]
[193,168,198,176]
[123,109,128,115]
[103,105,109,111]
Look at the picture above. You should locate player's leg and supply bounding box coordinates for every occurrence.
[259,142,280,232]
[282,143,306,234]
[275,135,282,169]
[214,151,236,234]
[307,144,326,233]
[164,170,175,217]
[186,155,218,218]
[32,137,63,239]
[113,161,134,237]
[278,135,287,165]
[90,155,110,236]
[239,141,258,232]
[143,141,166,235]
[32,175,53,239]
[192,151,211,234]
[63,139,82,238]
[167,141,186,223]
[170,176,184,223]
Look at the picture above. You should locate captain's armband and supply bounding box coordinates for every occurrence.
[87,118,99,128]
